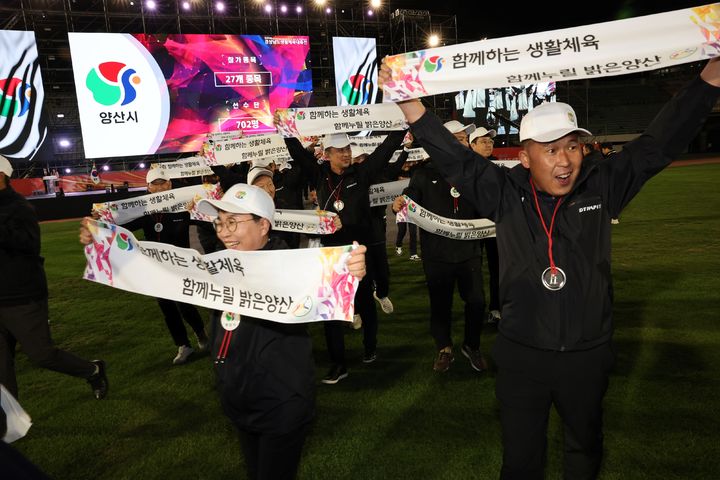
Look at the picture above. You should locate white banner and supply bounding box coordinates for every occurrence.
[202,133,290,166]
[382,4,720,101]
[274,103,408,137]
[389,147,429,163]
[273,209,338,235]
[351,135,387,150]
[0,30,47,160]
[93,184,221,225]
[333,37,379,106]
[152,156,214,179]
[396,195,496,240]
[369,179,410,207]
[207,130,244,142]
[82,220,359,323]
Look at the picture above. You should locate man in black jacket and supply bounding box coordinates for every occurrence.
[0,155,107,400]
[123,169,208,365]
[392,120,487,373]
[381,57,720,479]
[284,130,405,383]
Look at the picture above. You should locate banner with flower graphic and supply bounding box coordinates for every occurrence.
[382,4,720,101]
[82,220,358,323]
[92,184,221,225]
[272,209,338,235]
[274,103,407,137]
[396,195,496,240]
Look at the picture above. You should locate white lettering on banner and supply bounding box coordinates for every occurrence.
[383,5,720,101]
[369,179,410,207]
[275,103,408,137]
[82,220,359,323]
[272,209,338,234]
[201,133,290,166]
[93,184,222,225]
[396,196,496,240]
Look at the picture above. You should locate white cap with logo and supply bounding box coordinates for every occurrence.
[443,120,476,135]
[247,166,273,186]
[0,155,13,177]
[519,102,592,142]
[322,133,351,150]
[197,183,275,223]
[469,127,497,143]
[146,167,169,184]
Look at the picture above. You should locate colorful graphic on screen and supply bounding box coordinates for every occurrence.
[69,33,312,158]
[0,30,48,161]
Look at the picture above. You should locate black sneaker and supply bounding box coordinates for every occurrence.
[321,365,348,384]
[87,360,108,399]
[461,344,488,372]
[363,351,377,364]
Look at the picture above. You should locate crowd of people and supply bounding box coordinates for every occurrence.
[2,51,718,479]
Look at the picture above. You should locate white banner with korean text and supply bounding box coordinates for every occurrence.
[202,133,290,166]
[152,156,214,179]
[389,147,429,163]
[93,184,222,225]
[382,4,720,101]
[82,220,359,323]
[273,209,338,235]
[274,103,408,137]
[369,179,409,207]
[396,195,496,240]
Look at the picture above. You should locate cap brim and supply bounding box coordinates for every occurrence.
[197,198,253,218]
[463,124,477,135]
[528,127,592,143]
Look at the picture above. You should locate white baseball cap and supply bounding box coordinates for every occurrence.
[247,166,273,186]
[197,183,275,223]
[0,155,13,177]
[146,167,169,183]
[443,120,476,135]
[322,133,351,150]
[469,127,497,143]
[519,102,592,142]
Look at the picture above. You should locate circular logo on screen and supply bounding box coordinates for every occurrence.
[0,77,31,117]
[86,61,141,106]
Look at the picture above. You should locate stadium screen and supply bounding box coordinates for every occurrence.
[69,33,312,158]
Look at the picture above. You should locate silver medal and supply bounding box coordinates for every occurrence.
[154,222,163,233]
[450,187,461,198]
[333,199,345,211]
[541,266,566,291]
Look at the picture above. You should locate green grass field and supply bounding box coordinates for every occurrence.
[10,164,720,479]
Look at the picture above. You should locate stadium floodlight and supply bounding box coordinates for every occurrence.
[59,139,71,148]
[146,0,156,10]
[367,9,373,16]
[216,2,225,12]
[182,1,190,10]
[102,165,110,171]
[296,5,302,13]
[370,0,381,8]
[280,4,287,13]
[314,0,326,5]
[428,34,440,47]
[139,163,146,169]
[65,168,72,174]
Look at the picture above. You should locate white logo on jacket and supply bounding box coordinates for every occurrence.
[578,203,602,213]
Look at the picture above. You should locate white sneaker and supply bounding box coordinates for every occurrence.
[172,345,194,365]
[373,292,394,314]
[409,254,421,261]
[487,310,501,325]
[611,218,620,224]
[352,314,362,330]
[395,247,402,256]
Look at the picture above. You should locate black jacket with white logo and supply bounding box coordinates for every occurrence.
[410,76,719,351]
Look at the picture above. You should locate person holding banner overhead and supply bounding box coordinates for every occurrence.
[120,168,209,365]
[283,128,405,384]
[380,56,720,479]
[392,120,488,374]
[469,127,502,325]
[195,183,368,480]
[0,156,108,401]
